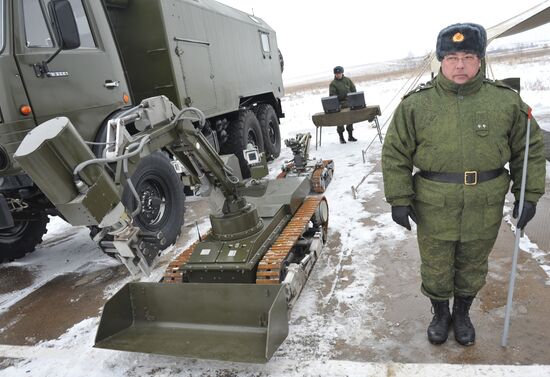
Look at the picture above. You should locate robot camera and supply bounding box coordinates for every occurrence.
[243,145,261,165]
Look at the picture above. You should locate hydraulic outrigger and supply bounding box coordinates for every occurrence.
[14,96,330,362]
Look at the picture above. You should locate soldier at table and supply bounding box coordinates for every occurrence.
[329,66,358,143]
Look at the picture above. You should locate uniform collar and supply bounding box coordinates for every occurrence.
[436,69,483,96]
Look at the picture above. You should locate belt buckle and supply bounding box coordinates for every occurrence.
[464,171,477,185]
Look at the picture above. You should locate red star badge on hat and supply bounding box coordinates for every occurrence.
[452,32,465,42]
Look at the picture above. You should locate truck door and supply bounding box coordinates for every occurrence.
[171,1,217,112]
[258,30,274,81]
[175,40,217,112]
[14,0,127,141]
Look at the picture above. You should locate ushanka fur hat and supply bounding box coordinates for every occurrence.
[436,23,487,61]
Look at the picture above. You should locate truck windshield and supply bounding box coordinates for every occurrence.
[0,0,4,52]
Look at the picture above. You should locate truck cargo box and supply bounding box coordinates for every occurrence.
[104,0,284,118]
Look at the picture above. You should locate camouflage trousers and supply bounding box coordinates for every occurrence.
[417,232,497,300]
[337,102,353,133]
[337,124,354,133]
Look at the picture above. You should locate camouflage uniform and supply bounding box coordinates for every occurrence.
[329,75,356,133]
[382,70,546,300]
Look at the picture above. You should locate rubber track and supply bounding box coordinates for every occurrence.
[256,195,325,284]
[162,230,212,283]
[162,196,325,284]
[311,160,334,193]
[276,163,293,179]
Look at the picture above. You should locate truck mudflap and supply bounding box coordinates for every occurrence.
[94,282,289,363]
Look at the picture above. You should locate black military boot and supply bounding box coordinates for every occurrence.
[348,130,357,142]
[452,296,476,346]
[338,131,346,144]
[427,299,451,344]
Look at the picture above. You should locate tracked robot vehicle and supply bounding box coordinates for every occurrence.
[14,96,329,363]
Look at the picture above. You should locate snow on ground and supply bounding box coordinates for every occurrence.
[503,213,550,285]
[1,55,550,376]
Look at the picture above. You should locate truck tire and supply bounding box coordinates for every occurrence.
[256,104,281,160]
[122,152,185,249]
[0,214,49,261]
[222,110,265,178]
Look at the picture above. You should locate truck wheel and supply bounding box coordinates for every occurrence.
[0,214,49,261]
[122,152,185,249]
[256,104,281,160]
[222,110,265,178]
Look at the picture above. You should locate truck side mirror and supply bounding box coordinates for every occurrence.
[48,0,81,50]
[33,0,81,77]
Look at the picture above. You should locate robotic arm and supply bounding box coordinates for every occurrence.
[14,96,250,275]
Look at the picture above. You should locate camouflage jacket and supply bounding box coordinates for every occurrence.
[382,70,546,241]
[329,76,356,104]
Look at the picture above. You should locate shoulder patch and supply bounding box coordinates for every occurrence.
[402,81,434,100]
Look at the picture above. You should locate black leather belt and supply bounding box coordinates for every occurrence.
[419,168,504,185]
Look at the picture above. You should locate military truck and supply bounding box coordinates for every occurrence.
[0,0,284,261]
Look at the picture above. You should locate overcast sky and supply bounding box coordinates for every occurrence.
[221,0,550,81]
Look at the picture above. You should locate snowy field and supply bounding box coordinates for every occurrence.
[1,53,550,376]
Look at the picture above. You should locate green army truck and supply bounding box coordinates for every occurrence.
[0,0,284,261]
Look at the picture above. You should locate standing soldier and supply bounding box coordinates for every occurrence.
[382,23,546,346]
[329,66,358,143]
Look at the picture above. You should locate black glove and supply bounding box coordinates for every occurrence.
[513,200,536,229]
[391,206,417,231]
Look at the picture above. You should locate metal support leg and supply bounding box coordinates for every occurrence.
[374,116,383,144]
[315,126,319,150]
[361,116,383,163]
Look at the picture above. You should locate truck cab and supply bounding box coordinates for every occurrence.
[0,0,128,176]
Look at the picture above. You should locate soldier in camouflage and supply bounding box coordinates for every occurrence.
[329,66,358,143]
[382,23,546,346]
